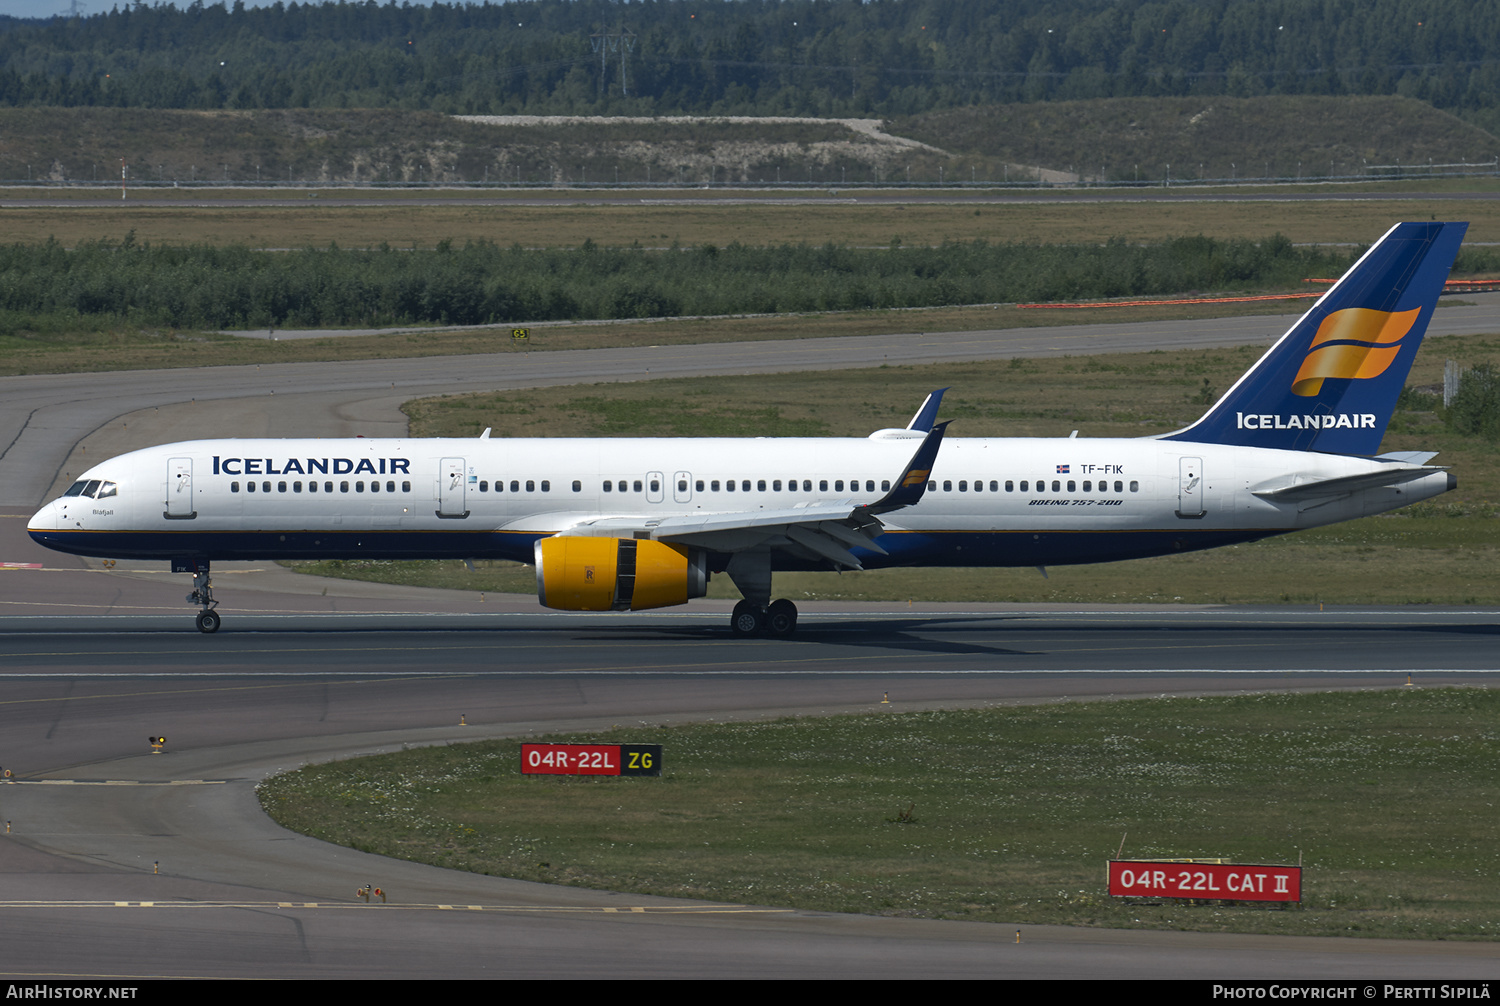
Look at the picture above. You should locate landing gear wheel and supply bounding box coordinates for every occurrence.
[766,598,798,637]
[730,599,765,637]
[195,609,221,634]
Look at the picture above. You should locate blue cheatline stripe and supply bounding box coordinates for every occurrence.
[29,525,1288,570]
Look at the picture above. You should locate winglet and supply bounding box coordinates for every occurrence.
[906,388,949,432]
[863,421,948,515]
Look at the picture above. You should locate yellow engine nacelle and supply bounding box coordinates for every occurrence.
[534,536,709,611]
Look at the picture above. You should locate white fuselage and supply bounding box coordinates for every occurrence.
[28,434,1453,571]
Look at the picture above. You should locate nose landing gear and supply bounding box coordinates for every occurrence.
[178,559,220,633]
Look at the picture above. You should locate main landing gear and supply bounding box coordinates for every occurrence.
[726,552,799,637]
[730,598,799,638]
[185,564,220,634]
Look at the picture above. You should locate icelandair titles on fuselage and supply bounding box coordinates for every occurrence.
[1236,413,1377,430]
[212,456,412,476]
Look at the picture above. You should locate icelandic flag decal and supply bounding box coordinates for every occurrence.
[1056,464,1070,473]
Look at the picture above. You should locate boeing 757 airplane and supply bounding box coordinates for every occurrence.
[29,221,1467,635]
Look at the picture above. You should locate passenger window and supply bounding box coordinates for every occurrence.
[1130,481,1139,492]
[325,482,334,493]
[309,481,318,493]
[772,480,782,492]
[541,481,550,492]
[711,480,720,491]
[1083,480,1091,492]
[868,481,877,492]
[943,480,952,492]
[958,480,967,492]
[573,480,582,492]
[757,480,766,491]
[402,481,410,492]
[835,480,844,492]
[262,481,271,493]
[634,480,643,492]
[1020,480,1028,491]
[928,481,936,491]
[247,482,256,493]
[725,480,735,492]
[1005,480,1014,492]
[356,481,365,492]
[1051,480,1060,492]
[1115,481,1124,492]
[1067,480,1075,493]
[340,481,349,493]
[387,481,395,493]
[294,481,302,493]
[510,480,520,493]
[820,480,828,491]
[603,480,612,492]
[696,480,704,492]
[990,481,998,492]
[526,480,535,492]
[231,481,240,492]
[803,480,812,491]
[370,481,380,493]
[679,480,688,492]
[479,480,488,492]
[278,481,288,493]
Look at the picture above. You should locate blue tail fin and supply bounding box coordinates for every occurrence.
[1163,221,1467,455]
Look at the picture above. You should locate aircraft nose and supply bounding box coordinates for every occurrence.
[27,499,63,535]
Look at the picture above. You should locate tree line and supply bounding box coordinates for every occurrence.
[2,0,1500,129]
[0,234,1453,330]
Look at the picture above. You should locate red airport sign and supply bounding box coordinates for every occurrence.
[521,743,661,777]
[1108,860,1301,902]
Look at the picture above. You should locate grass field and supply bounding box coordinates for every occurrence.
[3,195,1499,251]
[256,688,1500,940]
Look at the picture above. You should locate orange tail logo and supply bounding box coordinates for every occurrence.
[1291,307,1421,396]
[902,468,931,488]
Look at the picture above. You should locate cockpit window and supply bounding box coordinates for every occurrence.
[63,481,88,497]
[96,482,118,498]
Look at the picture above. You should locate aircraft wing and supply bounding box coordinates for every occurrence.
[546,423,948,570]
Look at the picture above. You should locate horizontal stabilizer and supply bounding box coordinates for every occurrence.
[1375,450,1439,465]
[1252,465,1441,501]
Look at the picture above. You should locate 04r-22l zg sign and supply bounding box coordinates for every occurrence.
[521,743,662,777]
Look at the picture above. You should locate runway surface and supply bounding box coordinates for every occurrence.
[3,298,1499,977]
[3,508,1500,977]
